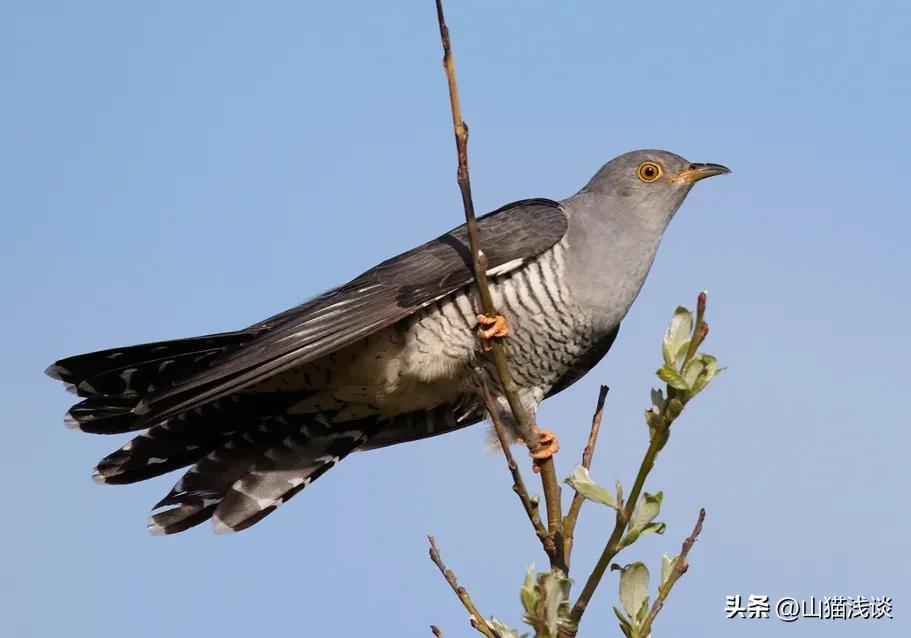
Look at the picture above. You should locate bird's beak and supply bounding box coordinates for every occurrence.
[670,163,731,184]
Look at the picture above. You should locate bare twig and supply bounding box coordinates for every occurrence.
[428,536,499,638]
[639,508,706,636]
[430,625,445,638]
[475,369,553,554]
[563,385,609,564]
[433,0,565,572]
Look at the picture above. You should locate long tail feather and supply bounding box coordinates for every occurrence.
[148,415,371,535]
[213,426,368,533]
[48,333,255,433]
[147,421,290,535]
[46,332,253,397]
[94,393,303,483]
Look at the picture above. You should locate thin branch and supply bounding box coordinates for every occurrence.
[475,368,553,554]
[430,625,445,638]
[638,508,706,637]
[562,385,609,564]
[428,536,499,638]
[433,0,565,572]
[563,293,712,634]
[563,423,668,633]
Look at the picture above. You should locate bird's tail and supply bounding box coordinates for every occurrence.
[46,332,253,433]
[47,335,374,534]
[148,415,370,534]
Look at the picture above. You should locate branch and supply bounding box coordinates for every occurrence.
[639,508,706,636]
[562,385,609,564]
[433,0,565,572]
[475,369,553,553]
[430,626,445,638]
[428,536,499,638]
[563,292,715,634]
[563,423,667,633]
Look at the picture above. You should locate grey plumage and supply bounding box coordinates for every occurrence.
[46,149,728,534]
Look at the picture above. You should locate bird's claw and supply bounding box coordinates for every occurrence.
[530,426,559,471]
[476,314,509,351]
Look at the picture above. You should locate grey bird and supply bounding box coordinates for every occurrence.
[46,149,728,534]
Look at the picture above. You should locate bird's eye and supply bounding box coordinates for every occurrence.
[637,162,663,182]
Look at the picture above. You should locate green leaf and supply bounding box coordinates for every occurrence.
[613,606,633,638]
[692,354,720,394]
[520,565,538,617]
[565,465,617,509]
[619,562,650,620]
[620,528,640,547]
[661,554,678,586]
[622,492,664,547]
[539,571,571,638]
[630,491,663,531]
[663,306,693,367]
[682,357,705,388]
[489,617,527,638]
[636,595,651,623]
[657,365,690,391]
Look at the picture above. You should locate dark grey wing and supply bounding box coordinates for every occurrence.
[135,198,567,425]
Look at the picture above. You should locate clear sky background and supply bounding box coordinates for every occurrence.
[2,2,909,636]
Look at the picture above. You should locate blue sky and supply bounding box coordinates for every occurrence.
[2,1,908,636]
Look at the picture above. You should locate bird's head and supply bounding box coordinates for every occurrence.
[581,149,730,229]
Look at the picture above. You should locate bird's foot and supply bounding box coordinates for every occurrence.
[529,425,559,472]
[476,314,509,351]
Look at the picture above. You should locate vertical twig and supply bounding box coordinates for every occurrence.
[562,385,609,564]
[563,415,667,634]
[475,369,553,553]
[638,508,706,636]
[433,0,565,574]
[428,536,499,638]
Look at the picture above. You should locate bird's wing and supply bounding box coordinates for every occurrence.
[135,198,567,425]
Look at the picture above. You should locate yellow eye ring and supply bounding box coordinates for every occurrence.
[637,162,663,182]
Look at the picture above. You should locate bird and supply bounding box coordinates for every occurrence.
[46,149,729,535]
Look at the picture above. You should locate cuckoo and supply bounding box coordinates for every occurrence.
[46,149,729,534]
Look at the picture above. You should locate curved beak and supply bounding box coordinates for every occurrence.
[671,162,731,184]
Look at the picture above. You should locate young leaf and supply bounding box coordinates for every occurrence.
[661,554,679,586]
[691,354,720,394]
[622,492,664,547]
[540,571,571,638]
[489,617,527,638]
[636,595,651,623]
[657,365,690,391]
[613,606,633,638]
[682,357,706,389]
[663,306,693,367]
[619,562,650,620]
[520,565,538,618]
[565,465,617,508]
[630,492,663,532]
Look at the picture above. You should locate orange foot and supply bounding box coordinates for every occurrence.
[476,314,509,351]
[530,426,559,471]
